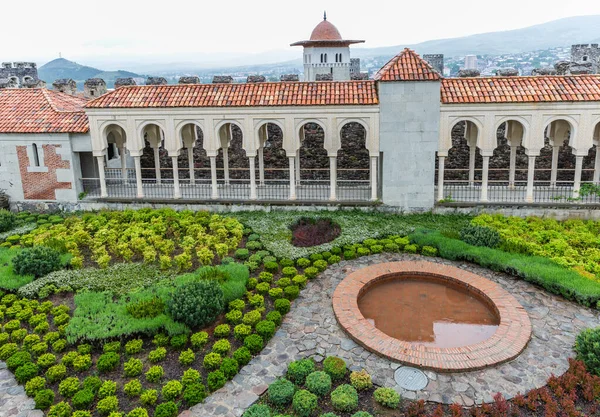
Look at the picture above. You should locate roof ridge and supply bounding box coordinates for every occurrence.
[374,48,441,82]
[40,89,86,114]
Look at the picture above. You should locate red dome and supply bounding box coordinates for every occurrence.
[310,19,343,41]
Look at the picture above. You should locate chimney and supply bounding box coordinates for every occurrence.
[84,78,107,98]
[246,75,266,83]
[280,74,299,82]
[351,73,369,80]
[212,76,233,84]
[315,73,333,81]
[457,69,481,77]
[495,68,518,77]
[114,78,136,89]
[178,76,200,84]
[423,54,444,75]
[146,77,168,86]
[52,78,77,95]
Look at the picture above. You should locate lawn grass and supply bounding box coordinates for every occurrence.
[0,247,34,290]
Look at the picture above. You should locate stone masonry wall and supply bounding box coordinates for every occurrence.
[16,145,72,200]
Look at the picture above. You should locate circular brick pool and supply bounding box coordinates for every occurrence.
[332,261,532,372]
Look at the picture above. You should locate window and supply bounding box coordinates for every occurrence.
[90,90,95,96]
[583,56,589,62]
[31,144,40,166]
[324,54,328,63]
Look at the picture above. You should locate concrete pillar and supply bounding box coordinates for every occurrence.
[97,156,108,198]
[119,146,127,180]
[508,146,517,188]
[258,147,265,186]
[329,156,337,200]
[249,156,257,200]
[370,156,378,201]
[134,156,144,198]
[480,155,490,202]
[573,155,584,198]
[526,155,536,203]
[550,146,559,187]
[437,156,445,201]
[222,147,230,185]
[172,156,181,199]
[468,146,476,185]
[210,156,218,199]
[187,147,195,183]
[153,146,161,184]
[289,156,296,200]
[594,147,600,183]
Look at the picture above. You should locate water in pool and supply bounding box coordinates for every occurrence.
[358,276,500,348]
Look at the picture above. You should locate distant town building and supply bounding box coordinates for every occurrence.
[464,55,478,70]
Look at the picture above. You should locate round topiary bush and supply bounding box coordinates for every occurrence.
[350,370,372,390]
[331,384,358,413]
[268,378,295,407]
[12,246,62,278]
[305,371,332,397]
[292,389,318,417]
[373,387,401,408]
[287,358,315,385]
[460,225,500,248]
[243,404,271,417]
[167,280,225,328]
[323,356,347,381]
[575,327,600,375]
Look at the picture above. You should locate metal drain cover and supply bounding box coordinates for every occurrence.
[394,366,428,391]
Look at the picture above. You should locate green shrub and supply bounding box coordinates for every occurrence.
[421,245,438,257]
[267,287,283,299]
[249,293,264,308]
[162,379,183,401]
[140,389,158,405]
[167,280,225,329]
[256,282,270,294]
[207,370,226,391]
[343,250,356,260]
[331,384,358,413]
[233,347,252,366]
[213,339,231,355]
[179,349,195,365]
[320,414,340,417]
[181,368,200,386]
[304,267,319,279]
[404,244,418,254]
[98,380,117,399]
[123,358,143,377]
[4,320,20,333]
[220,357,239,380]
[148,347,167,363]
[83,376,102,393]
[46,363,67,382]
[52,339,67,353]
[296,258,311,268]
[246,240,263,251]
[103,341,121,353]
[72,388,95,409]
[203,352,222,370]
[287,358,315,385]
[575,327,600,375]
[124,379,143,397]
[98,352,120,373]
[183,382,206,405]
[284,285,300,300]
[25,375,46,396]
[460,224,501,248]
[15,362,39,383]
[312,260,328,272]
[170,334,188,349]
[268,378,295,407]
[235,248,250,260]
[292,389,318,417]
[243,310,262,326]
[243,404,271,417]
[145,365,164,382]
[234,324,252,341]
[7,350,32,371]
[12,246,62,278]
[350,370,372,390]
[73,354,92,371]
[37,353,57,368]
[30,341,48,356]
[373,387,401,408]
[276,278,291,288]
[306,371,332,396]
[125,339,144,355]
[153,333,169,347]
[274,298,291,314]
[246,278,257,290]
[328,255,341,264]
[256,320,276,340]
[213,324,231,339]
[58,376,81,398]
[78,344,92,355]
[292,275,307,288]
[97,396,119,415]
[264,261,279,273]
[244,334,263,354]
[47,401,72,417]
[258,272,273,283]
[370,245,383,254]
[282,266,298,277]
[351,412,373,417]
[155,401,178,417]
[190,331,209,349]
[323,356,346,381]
[34,388,55,410]
[0,210,16,233]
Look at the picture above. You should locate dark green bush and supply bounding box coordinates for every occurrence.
[266,311,282,326]
[264,261,279,273]
[235,249,250,260]
[268,378,295,407]
[183,382,207,406]
[351,412,373,417]
[207,370,226,391]
[575,327,600,375]
[34,388,55,410]
[97,352,120,373]
[256,320,276,340]
[83,376,102,393]
[287,358,315,385]
[243,404,271,417]
[306,371,332,396]
[460,225,501,248]
[13,246,62,278]
[7,351,32,371]
[292,389,318,417]
[0,210,16,233]
[15,362,39,383]
[331,384,358,413]
[167,280,225,329]
[126,297,164,318]
[170,334,188,349]
[274,298,291,314]
[323,356,346,381]
[155,401,178,417]
[72,389,94,410]
[243,334,263,354]
[220,357,239,380]
[233,347,252,366]
[161,380,183,401]
[284,285,300,300]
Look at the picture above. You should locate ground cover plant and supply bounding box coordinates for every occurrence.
[247,356,600,417]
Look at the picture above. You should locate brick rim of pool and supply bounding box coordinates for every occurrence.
[332,261,532,373]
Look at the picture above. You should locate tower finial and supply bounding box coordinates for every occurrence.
[324,11,327,20]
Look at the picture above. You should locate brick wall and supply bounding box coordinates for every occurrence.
[17,144,72,200]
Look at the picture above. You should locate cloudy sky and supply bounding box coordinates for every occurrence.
[6,0,600,70]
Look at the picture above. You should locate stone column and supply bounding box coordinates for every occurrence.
[370,156,378,201]
[210,156,218,199]
[133,156,144,198]
[222,147,230,185]
[468,146,476,186]
[594,147,600,184]
[289,156,296,200]
[187,148,195,184]
[508,146,517,188]
[120,146,127,181]
[249,156,257,200]
[437,156,445,201]
[526,155,536,203]
[573,155,584,198]
[97,156,108,198]
[295,150,301,185]
[480,155,490,202]
[329,156,337,201]
[172,156,181,199]
[550,146,560,187]
[258,147,265,186]
[153,146,161,184]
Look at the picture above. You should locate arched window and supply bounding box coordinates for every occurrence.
[32,144,40,166]
[324,54,328,63]
[320,54,323,63]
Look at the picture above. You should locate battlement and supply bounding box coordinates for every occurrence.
[1,62,37,69]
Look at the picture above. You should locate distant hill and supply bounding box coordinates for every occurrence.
[39,58,142,89]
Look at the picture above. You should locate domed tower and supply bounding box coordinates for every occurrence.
[291,12,364,81]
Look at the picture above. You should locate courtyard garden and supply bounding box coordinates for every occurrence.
[0,207,599,417]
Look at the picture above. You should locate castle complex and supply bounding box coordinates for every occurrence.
[1,16,600,212]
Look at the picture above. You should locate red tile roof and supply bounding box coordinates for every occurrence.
[441,75,600,104]
[0,89,89,133]
[86,81,379,108]
[374,48,441,82]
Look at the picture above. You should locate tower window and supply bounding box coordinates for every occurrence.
[31,144,40,167]
[583,56,588,62]
[324,54,328,63]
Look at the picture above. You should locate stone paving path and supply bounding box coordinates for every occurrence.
[0,362,41,417]
[185,253,600,417]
